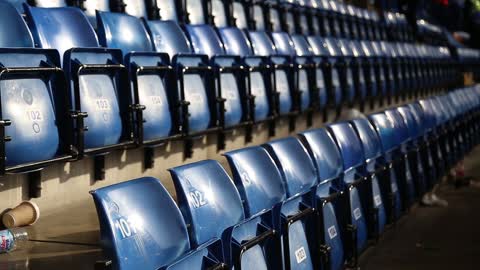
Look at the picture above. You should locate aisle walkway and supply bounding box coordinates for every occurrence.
[359,147,480,270]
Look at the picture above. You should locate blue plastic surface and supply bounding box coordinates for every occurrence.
[217,27,253,56]
[145,20,192,57]
[263,137,318,197]
[169,160,245,246]
[185,25,224,58]
[328,122,365,172]
[24,6,99,60]
[91,177,192,269]
[248,31,276,56]
[125,53,173,141]
[96,11,153,55]
[0,1,34,47]
[224,146,287,217]
[298,129,343,182]
[271,32,296,57]
[0,49,61,166]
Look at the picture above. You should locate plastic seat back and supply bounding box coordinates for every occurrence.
[145,20,192,56]
[224,146,287,217]
[97,11,153,55]
[24,6,99,59]
[25,6,128,150]
[350,118,383,163]
[232,1,248,29]
[185,24,244,128]
[385,109,410,147]
[249,31,293,115]
[298,128,343,182]
[328,122,364,174]
[368,113,396,154]
[169,160,245,246]
[184,24,224,58]
[218,28,270,122]
[91,177,191,270]
[263,137,319,197]
[0,1,34,47]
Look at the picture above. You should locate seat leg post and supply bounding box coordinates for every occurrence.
[94,155,106,181]
[143,147,155,170]
[184,138,194,160]
[217,131,226,152]
[28,170,42,199]
[288,115,296,132]
[244,124,253,144]
[268,119,276,137]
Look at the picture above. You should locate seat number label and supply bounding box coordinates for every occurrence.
[26,110,43,122]
[95,99,110,111]
[353,208,362,220]
[150,96,163,106]
[189,190,208,208]
[114,217,137,239]
[295,247,307,264]
[374,195,382,207]
[328,225,337,239]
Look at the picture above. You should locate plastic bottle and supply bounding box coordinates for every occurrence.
[0,228,28,253]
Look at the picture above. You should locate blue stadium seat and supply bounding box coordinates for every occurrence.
[325,0,342,38]
[3,0,26,13]
[369,42,387,107]
[328,121,387,240]
[379,42,397,104]
[291,34,327,116]
[347,41,368,111]
[90,177,226,270]
[384,109,417,207]
[368,113,404,220]
[263,137,344,270]
[299,128,365,268]
[96,11,180,168]
[271,32,315,122]
[345,4,359,38]
[0,1,74,185]
[418,99,447,181]
[316,0,332,36]
[225,145,318,270]
[217,27,274,131]
[306,36,343,117]
[184,23,252,147]
[359,41,379,109]
[248,30,299,130]
[169,160,277,269]
[336,2,351,38]
[336,39,356,107]
[25,6,134,180]
[145,19,220,157]
[397,106,428,197]
[350,117,401,225]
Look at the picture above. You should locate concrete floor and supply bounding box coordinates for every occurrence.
[2,146,480,269]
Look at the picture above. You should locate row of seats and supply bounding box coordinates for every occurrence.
[4,0,412,42]
[0,1,462,183]
[91,85,480,270]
